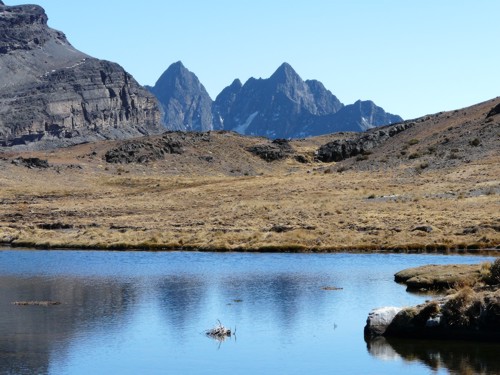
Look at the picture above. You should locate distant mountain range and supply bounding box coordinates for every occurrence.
[148,61,403,139]
[0,0,402,150]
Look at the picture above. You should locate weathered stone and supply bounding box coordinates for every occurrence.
[247,139,295,162]
[364,306,402,338]
[104,133,183,164]
[0,2,162,150]
[11,157,49,168]
[411,225,433,233]
[316,122,414,162]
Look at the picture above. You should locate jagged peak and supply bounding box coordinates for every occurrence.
[0,1,5,6]
[165,60,188,74]
[230,78,242,89]
[269,62,302,83]
[154,61,196,88]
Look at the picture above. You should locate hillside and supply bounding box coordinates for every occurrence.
[0,1,163,150]
[0,98,498,252]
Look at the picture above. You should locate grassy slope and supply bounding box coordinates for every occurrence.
[0,99,499,252]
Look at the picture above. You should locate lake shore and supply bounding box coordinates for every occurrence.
[365,261,500,342]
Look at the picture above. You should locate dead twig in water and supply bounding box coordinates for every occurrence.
[205,320,232,342]
[12,301,61,306]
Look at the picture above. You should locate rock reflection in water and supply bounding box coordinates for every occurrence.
[367,336,500,374]
[0,276,137,375]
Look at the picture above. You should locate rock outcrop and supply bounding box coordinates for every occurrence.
[0,2,163,149]
[246,139,295,162]
[104,133,184,164]
[316,121,414,162]
[147,61,213,132]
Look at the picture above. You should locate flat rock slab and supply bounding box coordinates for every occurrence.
[394,264,482,291]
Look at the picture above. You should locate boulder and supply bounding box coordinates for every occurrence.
[364,306,402,338]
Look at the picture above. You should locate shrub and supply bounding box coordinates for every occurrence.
[408,153,421,159]
[490,258,500,284]
[469,138,481,147]
[442,287,482,327]
[408,139,420,145]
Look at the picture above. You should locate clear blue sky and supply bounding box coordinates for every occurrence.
[7,0,500,119]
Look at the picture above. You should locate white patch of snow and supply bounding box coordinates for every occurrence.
[360,116,375,131]
[234,111,258,135]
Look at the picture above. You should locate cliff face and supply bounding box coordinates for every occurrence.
[0,2,162,149]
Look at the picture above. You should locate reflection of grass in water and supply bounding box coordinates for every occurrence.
[377,337,500,374]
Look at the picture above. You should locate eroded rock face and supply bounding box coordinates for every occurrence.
[316,121,414,162]
[0,2,162,149]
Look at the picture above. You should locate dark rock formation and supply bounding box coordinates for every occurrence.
[246,139,295,162]
[104,133,184,164]
[11,157,49,168]
[316,121,414,162]
[147,61,213,131]
[486,103,500,118]
[0,2,162,149]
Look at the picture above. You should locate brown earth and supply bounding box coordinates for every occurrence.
[0,98,499,252]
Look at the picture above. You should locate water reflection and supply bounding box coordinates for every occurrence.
[156,276,207,336]
[0,276,137,375]
[0,251,496,374]
[367,336,500,374]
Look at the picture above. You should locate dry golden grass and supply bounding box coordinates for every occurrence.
[0,141,498,252]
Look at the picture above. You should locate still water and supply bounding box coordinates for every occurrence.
[0,250,498,375]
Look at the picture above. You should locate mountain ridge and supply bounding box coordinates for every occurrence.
[152,61,402,138]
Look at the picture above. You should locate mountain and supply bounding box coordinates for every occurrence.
[151,61,402,139]
[147,61,213,131]
[213,62,402,138]
[0,1,162,149]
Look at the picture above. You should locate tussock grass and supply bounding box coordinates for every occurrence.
[0,145,499,252]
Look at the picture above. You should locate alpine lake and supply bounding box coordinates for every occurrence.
[0,250,499,374]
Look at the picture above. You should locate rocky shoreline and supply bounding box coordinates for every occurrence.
[365,261,500,342]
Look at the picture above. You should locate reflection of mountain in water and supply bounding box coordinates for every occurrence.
[220,273,330,330]
[367,336,500,374]
[0,270,338,373]
[156,276,207,336]
[0,276,137,375]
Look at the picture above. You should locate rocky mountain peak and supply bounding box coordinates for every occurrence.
[148,61,403,139]
[149,61,213,131]
[270,62,298,80]
[0,2,60,53]
[0,1,163,149]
